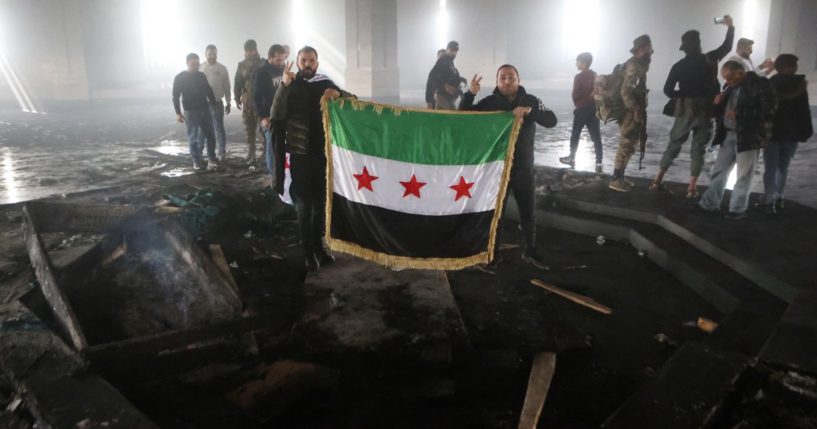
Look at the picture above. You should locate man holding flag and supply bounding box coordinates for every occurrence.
[275,46,356,271]
[460,65,557,271]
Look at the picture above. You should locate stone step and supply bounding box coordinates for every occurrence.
[603,342,747,429]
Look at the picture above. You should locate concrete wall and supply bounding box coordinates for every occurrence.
[0,0,90,103]
[1,0,815,105]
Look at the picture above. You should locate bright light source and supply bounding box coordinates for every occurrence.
[742,0,758,40]
[0,53,41,114]
[436,0,448,49]
[561,0,600,60]
[289,0,346,86]
[140,0,187,71]
[291,0,307,51]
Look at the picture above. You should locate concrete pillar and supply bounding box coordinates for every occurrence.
[345,0,400,103]
[49,0,90,100]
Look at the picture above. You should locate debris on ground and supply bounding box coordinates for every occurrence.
[518,352,557,429]
[697,317,719,333]
[530,279,613,315]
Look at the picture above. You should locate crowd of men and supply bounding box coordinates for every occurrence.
[171,13,812,271]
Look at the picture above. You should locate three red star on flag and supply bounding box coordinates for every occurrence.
[352,167,474,201]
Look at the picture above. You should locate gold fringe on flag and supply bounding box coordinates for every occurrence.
[320,96,522,271]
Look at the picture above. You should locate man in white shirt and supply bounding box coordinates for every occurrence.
[728,38,773,77]
[200,44,232,161]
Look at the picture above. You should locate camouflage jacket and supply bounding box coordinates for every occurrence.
[621,57,649,112]
[233,55,262,106]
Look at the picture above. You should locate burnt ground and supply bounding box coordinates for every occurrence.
[0,161,783,429]
[1,99,816,428]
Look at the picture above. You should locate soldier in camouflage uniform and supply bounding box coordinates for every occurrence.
[234,39,264,164]
[610,34,653,192]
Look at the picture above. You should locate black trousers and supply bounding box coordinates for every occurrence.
[569,104,603,163]
[289,153,327,254]
[495,159,537,252]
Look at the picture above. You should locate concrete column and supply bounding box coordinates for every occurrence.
[50,0,90,100]
[345,0,400,103]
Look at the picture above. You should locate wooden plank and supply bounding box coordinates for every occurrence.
[163,221,242,312]
[22,205,88,351]
[530,279,613,315]
[518,352,557,429]
[209,244,239,294]
[85,312,289,364]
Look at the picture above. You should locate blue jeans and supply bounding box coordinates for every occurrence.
[263,125,274,177]
[569,104,603,163]
[762,141,798,204]
[185,108,216,161]
[699,131,759,214]
[209,102,226,156]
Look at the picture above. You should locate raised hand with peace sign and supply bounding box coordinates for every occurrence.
[282,61,296,87]
[468,74,482,96]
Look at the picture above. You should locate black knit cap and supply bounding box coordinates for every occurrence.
[680,30,701,51]
[630,34,652,54]
[447,40,460,51]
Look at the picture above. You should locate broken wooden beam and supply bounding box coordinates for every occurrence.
[163,222,242,312]
[530,279,613,315]
[209,244,238,294]
[518,352,557,429]
[22,205,88,350]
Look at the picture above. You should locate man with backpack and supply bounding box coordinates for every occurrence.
[427,41,465,110]
[609,35,652,192]
[649,16,734,198]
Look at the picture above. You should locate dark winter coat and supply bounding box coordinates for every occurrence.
[273,73,354,156]
[713,72,778,153]
[459,86,557,167]
[426,55,463,102]
[252,62,284,119]
[770,74,813,143]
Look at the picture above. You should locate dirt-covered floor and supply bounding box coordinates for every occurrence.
[1,99,816,428]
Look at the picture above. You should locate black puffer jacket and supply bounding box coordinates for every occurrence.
[713,72,778,152]
[272,73,354,156]
[459,86,557,166]
[770,74,813,142]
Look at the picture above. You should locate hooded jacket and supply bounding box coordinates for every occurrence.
[770,74,813,142]
[272,72,355,156]
[459,85,557,166]
[713,72,778,152]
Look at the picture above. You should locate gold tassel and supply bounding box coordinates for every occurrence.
[321,97,522,270]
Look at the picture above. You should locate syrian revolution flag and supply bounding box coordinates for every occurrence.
[322,98,520,270]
